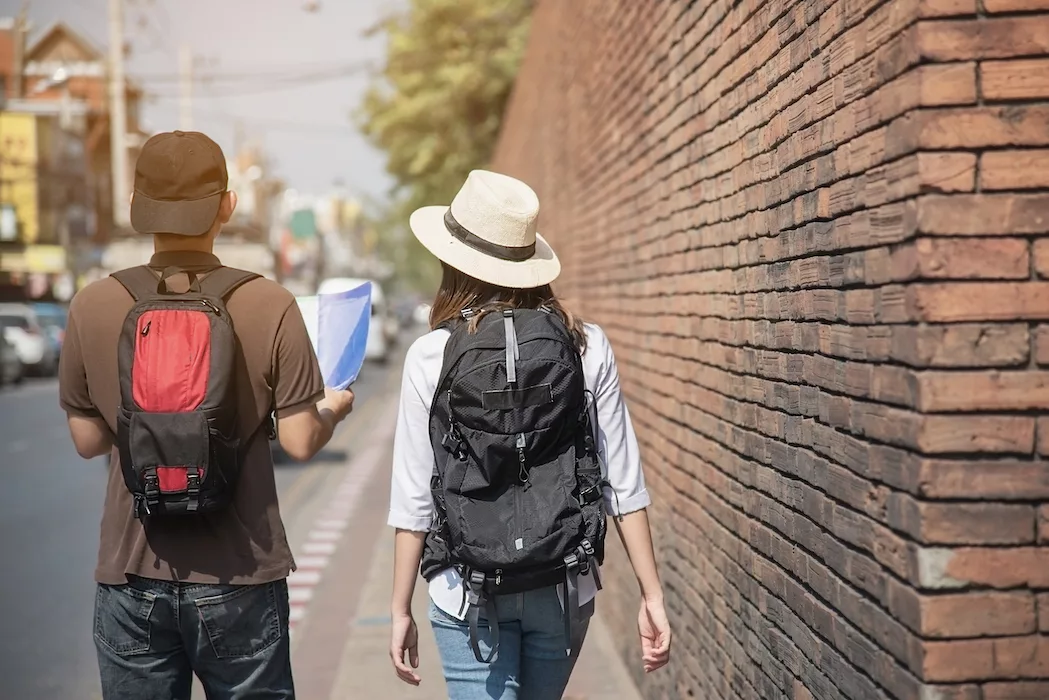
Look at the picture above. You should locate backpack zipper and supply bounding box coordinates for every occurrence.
[516,432,528,484]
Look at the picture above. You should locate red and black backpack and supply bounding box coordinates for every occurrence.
[110,265,259,519]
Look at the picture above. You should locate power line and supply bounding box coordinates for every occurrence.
[144,68,368,98]
[129,60,373,84]
[193,110,353,135]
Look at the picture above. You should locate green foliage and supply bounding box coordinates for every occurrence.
[356,0,533,293]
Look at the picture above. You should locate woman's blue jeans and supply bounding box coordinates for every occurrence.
[429,585,593,700]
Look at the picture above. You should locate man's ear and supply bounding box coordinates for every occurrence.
[219,191,238,224]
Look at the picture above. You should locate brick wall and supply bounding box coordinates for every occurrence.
[492,1,1049,698]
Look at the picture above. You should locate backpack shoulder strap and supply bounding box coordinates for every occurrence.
[198,267,261,300]
[110,266,160,302]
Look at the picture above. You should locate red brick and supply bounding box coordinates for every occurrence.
[918,459,1049,500]
[982,59,1049,101]
[914,238,1028,279]
[917,415,1036,453]
[920,592,1036,638]
[1040,417,1049,456]
[984,682,1049,699]
[925,687,981,700]
[982,150,1049,191]
[920,106,1049,149]
[918,371,1049,411]
[920,0,977,14]
[1039,593,1049,631]
[918,152,976,193]
[917,17,1049,60]
[984,0,1049,10]
[1036,241,1049,279]
[909,283,1049,322]
[923,636,1049,681]
[923,547,1049,588]
[918,194,1049,235]
[1040,507,1049,544]
[909,501,1036,544]
[891,324,1030,368]
[920,63,979,106]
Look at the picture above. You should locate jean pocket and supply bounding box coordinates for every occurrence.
[94,584,157,656]
[194,581,284,659]
[428,599,470,626]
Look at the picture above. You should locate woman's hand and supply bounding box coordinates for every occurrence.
[390,612,421,685]
[638,595,671,673]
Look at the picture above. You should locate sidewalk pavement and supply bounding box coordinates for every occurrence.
[328,527,644,700]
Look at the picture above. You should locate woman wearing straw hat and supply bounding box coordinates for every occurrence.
[387,170,672,698]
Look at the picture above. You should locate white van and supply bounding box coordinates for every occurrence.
[316,277,390,364]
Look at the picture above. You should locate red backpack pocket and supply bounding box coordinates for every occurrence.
[132,309,212,413]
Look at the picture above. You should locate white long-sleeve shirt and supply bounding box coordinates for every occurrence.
[388,323,650,618]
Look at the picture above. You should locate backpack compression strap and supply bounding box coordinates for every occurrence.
[110,266,163,302]
[465,571,500,664]
[197,267,260,299]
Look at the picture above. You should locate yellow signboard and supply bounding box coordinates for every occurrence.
[0,113,39,245]
[26,245,66,272]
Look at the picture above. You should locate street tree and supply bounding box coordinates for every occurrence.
[356,0,534,293]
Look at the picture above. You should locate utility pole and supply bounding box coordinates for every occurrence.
[108,0,129,227]
[12,2,29,99]
[179,45,193,131]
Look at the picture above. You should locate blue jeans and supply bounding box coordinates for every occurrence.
[94,576,294,700]
[429,585,592,700]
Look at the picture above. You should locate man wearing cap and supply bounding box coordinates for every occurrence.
[59,131,355,698]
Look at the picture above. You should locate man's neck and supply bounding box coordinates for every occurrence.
[153,235,215,255]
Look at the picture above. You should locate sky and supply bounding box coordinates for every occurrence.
[5,0,397,202]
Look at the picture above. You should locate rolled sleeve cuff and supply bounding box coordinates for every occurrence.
[60,400,101,418]
[275,390,325,418]
[604,487,651,516]
[387,511,432,532]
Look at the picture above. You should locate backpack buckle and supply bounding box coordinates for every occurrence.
[441,426,467,461]
[186,469,201,512]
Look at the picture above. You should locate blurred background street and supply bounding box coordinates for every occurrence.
[3,0,1049,698]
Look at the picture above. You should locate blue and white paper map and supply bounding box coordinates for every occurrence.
[296,281,372,390]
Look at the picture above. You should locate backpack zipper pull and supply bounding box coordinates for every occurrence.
[516,433,528,483]
[140,321,151,337]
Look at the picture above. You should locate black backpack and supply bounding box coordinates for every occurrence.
[111,265,258,520]
[423,306,607,662]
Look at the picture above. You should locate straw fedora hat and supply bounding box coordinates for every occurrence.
[409,170,560,289]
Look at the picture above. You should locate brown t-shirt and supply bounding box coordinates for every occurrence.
[59,250,325,585]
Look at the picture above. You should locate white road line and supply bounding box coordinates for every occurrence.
[288,569,322,586]
[295,555,330,569]
[288,587,314,604]
[286,401,397,636]
[313,519,348,531]
[302,541,337,555]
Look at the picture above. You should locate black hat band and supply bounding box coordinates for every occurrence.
[444,209,536,262]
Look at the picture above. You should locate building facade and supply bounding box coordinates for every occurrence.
[0,18,143,301]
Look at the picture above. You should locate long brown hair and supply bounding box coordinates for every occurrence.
[429,262,587,351]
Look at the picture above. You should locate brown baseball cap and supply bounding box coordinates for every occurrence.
[130,130,228,236]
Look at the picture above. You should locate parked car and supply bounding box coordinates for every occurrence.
[0,333,24,386]
[316,277,391,364]
[0,304,58,376]
[31,302,69,351]
[412,302,432,326]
